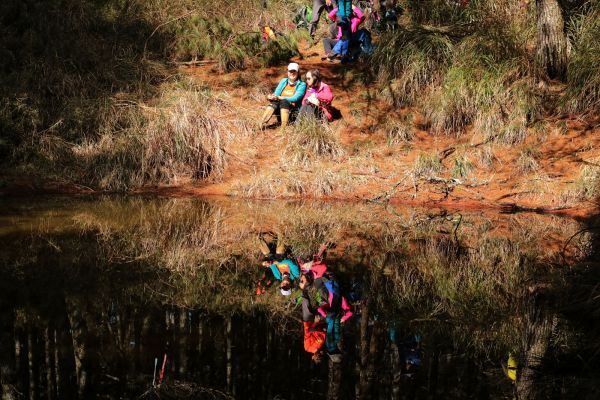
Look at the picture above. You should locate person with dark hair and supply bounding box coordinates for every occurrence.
[317,274,353,361]
[259,63,307,132]
[299,272,329,362]
[298,69,334,122]
[322,4,364,60]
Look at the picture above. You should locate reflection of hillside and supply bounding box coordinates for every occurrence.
[1,197,599,398]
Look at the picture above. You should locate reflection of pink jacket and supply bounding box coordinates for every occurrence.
[302,82,334,121]
[327,6,365,39]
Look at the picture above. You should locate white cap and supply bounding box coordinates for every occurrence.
[287,62,299,72]
[280,288,292,296]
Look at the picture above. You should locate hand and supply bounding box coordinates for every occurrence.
[326,0,331,6]
[267,94,276,101]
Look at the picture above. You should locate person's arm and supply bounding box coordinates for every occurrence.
[288,260,301,280]
[340,296,353,323]
[327,7,338,21]
[316,83,333,104]
[351,7,365,32]
[281,81,306,103]
[273,78,287,96]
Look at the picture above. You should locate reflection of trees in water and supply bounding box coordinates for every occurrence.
[2,198,600,399]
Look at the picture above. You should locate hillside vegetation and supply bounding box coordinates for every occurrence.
[1,0,599,207]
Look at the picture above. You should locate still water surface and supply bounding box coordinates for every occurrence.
[1,196,599,399]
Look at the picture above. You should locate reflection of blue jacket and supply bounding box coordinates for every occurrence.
[269,259,301,280]
[273,78,307,104]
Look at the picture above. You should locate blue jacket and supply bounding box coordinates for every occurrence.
[336,0,352,19]
[273,78,307,104]
[269,259,301,281]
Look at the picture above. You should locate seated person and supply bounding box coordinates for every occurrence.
[259,63,307,131]
[297,69,334,122]
[262,258,301,296]
[322,5,364,60]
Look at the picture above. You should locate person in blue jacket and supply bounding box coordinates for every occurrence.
[259,62,307,132]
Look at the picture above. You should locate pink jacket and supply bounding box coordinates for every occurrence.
[327,6,365,39]
[302,82,334,121]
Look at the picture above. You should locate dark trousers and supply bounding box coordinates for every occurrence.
[309,0,337,38]
[268,99,293,111]
[298,104,324,121]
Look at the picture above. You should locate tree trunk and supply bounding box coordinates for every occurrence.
[536,0,568,80]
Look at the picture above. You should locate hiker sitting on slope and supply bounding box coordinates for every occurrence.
[298,69,334,122]
[259,62,307,131]
[322,4,364,60]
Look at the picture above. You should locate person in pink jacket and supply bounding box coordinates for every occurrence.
[298,69,335,122]
[321,5,364,59]
[328,5,364,39]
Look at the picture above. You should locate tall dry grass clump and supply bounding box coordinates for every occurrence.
[374,0,542,143]
[563,3,600,113]
[284,117,344,165]
[71,79,251,190]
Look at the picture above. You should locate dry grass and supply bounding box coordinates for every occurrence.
[412,152,444,177]
[516,147,541,175]
[283,117,344,166]
[231,166,364,199]
[561,157,600,203]
[386,114,416,145]
[70,78,252,190]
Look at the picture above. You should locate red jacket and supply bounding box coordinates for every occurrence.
[303,321,326,353]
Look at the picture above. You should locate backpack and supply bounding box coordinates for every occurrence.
[293,5,313,29]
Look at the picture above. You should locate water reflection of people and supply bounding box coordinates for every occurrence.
[257,232,301,296]
[389,327,422,377]
[317,274,353,362]
[299,272,328,363]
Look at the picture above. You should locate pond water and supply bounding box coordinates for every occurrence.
[1,196,599,400]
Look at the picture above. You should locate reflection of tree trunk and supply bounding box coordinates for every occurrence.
[536,0,568,80]
[44,326,56,400]
[0,309,18,400]
[65,298,90,398]
[358,299,382,399]
[517,304,554,400]
[178,309,189,376]
[226,316,233,393]
[327,357,342,400]
[27,329,36,400]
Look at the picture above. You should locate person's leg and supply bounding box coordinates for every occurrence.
[309,0,326,40]
[260,103,277,128]
[275,230,285,255]
[325,315,342,353]
[258,234,272,257]
[302,297,315,322]
[323,38,338,55]
[279,100,291,131]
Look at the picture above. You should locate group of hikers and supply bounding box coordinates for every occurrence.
[259,63,334,131]
[259,0,394,130]
[255,232,354,363]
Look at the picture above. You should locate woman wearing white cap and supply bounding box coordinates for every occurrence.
[260,63,307,131]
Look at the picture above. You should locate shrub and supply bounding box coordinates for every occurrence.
[70,78,251,190]
[563,3,600,113]
[373,28,454,105]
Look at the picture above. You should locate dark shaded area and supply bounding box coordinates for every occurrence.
[1,198,600,399]
[0,0,170,161]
